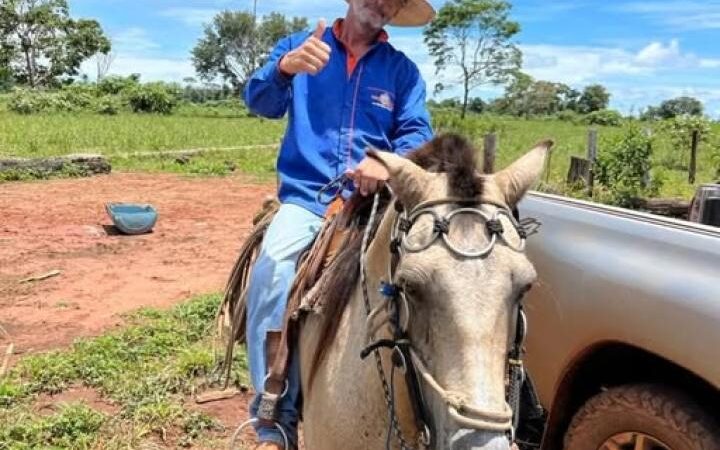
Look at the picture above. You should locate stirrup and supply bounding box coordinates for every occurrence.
[229,418,290,450]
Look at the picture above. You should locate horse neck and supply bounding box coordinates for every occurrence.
[298,206,420,449]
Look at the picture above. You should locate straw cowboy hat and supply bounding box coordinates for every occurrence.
[346,0,436,27]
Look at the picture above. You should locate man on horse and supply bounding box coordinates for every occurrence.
[243,0,435,448]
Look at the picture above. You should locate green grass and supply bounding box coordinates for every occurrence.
[0,107,285,181]
[1,107,718,200]
[110,146,279,180]
[0,294,247,449]
[433,114,720,200]
[0,110,285,157]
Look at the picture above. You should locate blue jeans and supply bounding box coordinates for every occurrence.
[246,203,323,447]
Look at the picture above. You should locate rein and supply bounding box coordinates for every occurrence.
[359,192,535,449]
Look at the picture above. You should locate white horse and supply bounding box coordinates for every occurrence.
[299,134,550,450]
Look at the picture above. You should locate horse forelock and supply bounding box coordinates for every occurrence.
[408,133,484,198]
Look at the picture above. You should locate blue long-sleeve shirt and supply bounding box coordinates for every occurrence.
[244,22,433,216]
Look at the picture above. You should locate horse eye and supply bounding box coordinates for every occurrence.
[519,283,533,298]
[397,276,420,299]
[398,277,413,293]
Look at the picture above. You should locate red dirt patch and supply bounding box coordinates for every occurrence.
[191,391,256,448]
[33,385,120,417]
[0,172,273,354]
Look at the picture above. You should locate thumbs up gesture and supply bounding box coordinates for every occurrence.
[279,19,332,76]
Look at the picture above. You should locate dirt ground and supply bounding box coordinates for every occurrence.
[0,172,273,354]
[1,172,277,447]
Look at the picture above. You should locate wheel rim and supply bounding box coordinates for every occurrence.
[600,432,672,450]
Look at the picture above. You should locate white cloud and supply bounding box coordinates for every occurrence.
[636,39,682,66]
[111,56,195,81]
[632,39,720,69]
[254,0,344,22]
[390,35,720,111]
[81,56,195,82]
[520,40,720,85]
[160,8,220,27]
[514,1,588,23]
[617,1,720,30]
[521,44,647,85]
[611,84,720,115]
[112,28,159,53]
[700,59,720,69]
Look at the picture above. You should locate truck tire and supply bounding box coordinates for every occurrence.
[563,384,720,450]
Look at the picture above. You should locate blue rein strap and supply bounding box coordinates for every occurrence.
[316,173,353,206]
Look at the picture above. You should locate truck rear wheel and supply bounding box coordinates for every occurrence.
[563,384,719,450]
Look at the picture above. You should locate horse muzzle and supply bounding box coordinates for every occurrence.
[448,429,511,450]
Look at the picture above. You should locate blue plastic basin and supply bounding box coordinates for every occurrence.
[105,203,158,235]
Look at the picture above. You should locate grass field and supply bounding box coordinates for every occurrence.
[3,102,719,199]
[0,294,246,449]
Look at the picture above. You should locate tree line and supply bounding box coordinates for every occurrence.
[0,0,708,121]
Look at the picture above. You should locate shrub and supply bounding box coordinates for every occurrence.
[661,115,712,149]
[596,123,659,206]
[97,75,141,95]
[95,95,122,115]
[584,109,623,127]
[658,115,713,170]
[8,89,49,114]
[554,109,581,123]
[0,67,15,92]
[8,85,98,114]
[126,82,179,114]
[53,85,97,111]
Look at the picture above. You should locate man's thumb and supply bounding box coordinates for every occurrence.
[312,19,326,39]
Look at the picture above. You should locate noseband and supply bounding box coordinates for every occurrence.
[359,193,537,449]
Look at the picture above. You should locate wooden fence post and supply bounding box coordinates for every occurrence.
[544,147,553,184]
[689,130,699,184]
[587,129,598,196]
[643,128,653,188]
[567,156,590,185]
[483,133,497,174]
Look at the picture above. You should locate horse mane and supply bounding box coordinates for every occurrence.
[307,133,483,388]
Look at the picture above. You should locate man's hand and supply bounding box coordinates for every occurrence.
[279,19,331,76]
[346,156,390,196]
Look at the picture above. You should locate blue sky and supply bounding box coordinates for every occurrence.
[73,0,720,116]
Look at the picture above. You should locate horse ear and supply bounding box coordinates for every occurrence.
[368,150,431,206]
[492,140,553,208]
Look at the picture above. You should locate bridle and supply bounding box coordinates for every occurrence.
[359,191,538,449]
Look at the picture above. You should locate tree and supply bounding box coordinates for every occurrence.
[0,0,110,88]
[658,96,704,119]
[423,0,521,119]
[577,84,610,113]
[526,81,564,115]
[494,71,531,115]
[557,84,581,111]
[94,51,114,81]
[491,71,574,117]
[0,63,13,91]
[468,97,485,113]
[191,10,308,93]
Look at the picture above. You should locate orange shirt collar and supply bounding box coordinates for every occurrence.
[332,19,388,75]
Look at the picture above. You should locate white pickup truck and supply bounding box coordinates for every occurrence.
[519,192,720,450]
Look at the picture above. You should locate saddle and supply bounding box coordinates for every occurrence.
[216,195,366,394]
